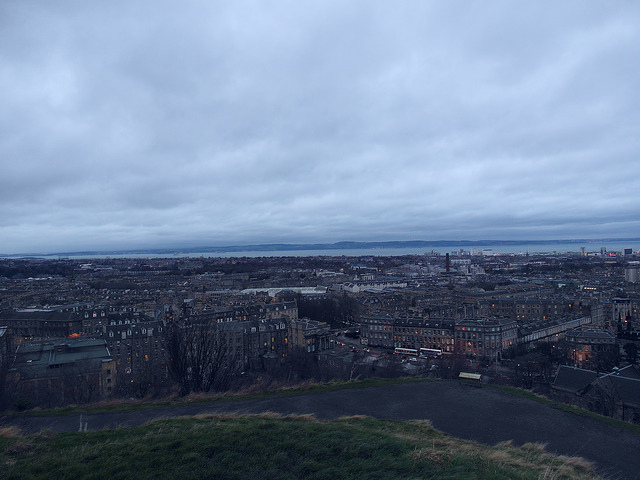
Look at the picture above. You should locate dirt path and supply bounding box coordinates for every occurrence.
[2,382,639,480]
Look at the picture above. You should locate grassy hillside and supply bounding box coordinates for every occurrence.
[5,377,431,417]
[0,414,599,480]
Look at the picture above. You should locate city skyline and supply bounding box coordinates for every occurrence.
[1,237,639,258]
[1,1,638,255]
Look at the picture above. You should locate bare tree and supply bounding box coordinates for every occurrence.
[0,330,14,410]
[63,365,99,405]
[0,352,11,410]
[167,321,238,396]
[114,361,167,399]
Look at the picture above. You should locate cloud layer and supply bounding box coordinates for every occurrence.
[1,1,638,253]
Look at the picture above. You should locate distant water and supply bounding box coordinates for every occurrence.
[19,240,639,260]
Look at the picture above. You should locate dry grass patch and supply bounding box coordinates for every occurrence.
[280,413,319,422]
[554,454,594,470]
[32,430,56,440]
[521,442,548,451]
[4,442,33,455]
[538,458,597,480]
[485,438,598,480]
[190,412,234,420]
[0,427,21,439]
[411,446,450,465]
[335,414,371,421]
[495,440,513,448]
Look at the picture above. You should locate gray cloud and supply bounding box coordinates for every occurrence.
[0,0,638,253]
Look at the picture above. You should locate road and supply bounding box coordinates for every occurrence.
[2,381,639,480]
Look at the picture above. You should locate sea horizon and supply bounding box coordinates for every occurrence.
[3,238,638,260]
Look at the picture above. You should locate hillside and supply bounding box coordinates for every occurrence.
[1,379,639,478]
[0,413,599,480]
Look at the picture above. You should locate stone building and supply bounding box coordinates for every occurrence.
[0,307,83,340]
[264,301,298,321]
[454,318,517,360]
[393,318,456,353]
[103,319,168,386]
[359,314,395,348]
[289,318,334,353]
[0,326,11,367]
[0,326,13,405]
[244,317,290,370]
[10,338,115,408]
[565,327,617,370]
[552,364,640,423]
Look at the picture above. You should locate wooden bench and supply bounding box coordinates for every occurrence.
[459,372,482,387]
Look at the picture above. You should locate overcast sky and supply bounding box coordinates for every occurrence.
[1,1,638,254]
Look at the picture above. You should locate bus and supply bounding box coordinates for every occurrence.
[419,348,443,358]
[394,347,418,356]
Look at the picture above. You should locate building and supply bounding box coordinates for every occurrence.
[454,318,517,360]
[565,327,617,370]
[0,308,83,340]
[217,320,248,368]
[359,314,395,348]
[552,365,599,397]
[625,264,640,283]
[10,338,115,407]
[82,306,148,335]
[249,317,290,359]
[478,298,573,322]
[103,319,168,385]
[341,279,408,294]
[0,326,11,368]
[517,316,592,345]
[185,305,249,324]
[0,326,12,408]
[264,301,298,321]
[244,317,290,370]
[289,318,334,353]
[79,306,109,334]
[360,315,457,353]
[393,318,456,353]
[552,364,640,423]
[611,298,633,325]
[586,368,640,422]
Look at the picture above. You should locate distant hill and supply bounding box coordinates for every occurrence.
[3,237,638,258]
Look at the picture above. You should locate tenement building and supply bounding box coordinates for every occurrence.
[359,314,395,348]
[454,318,517,359]
[103,319,168,383]
[392,318,456,352]
[0,307,83,340]
[244,317,290,369]
[565,327,617,369]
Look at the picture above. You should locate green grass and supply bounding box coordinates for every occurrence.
[0,414,600,480]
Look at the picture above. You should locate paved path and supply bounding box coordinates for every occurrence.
[2,382,639,480]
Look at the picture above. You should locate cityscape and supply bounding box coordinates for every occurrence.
[1,244,638,416]
[1,0,638,478]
